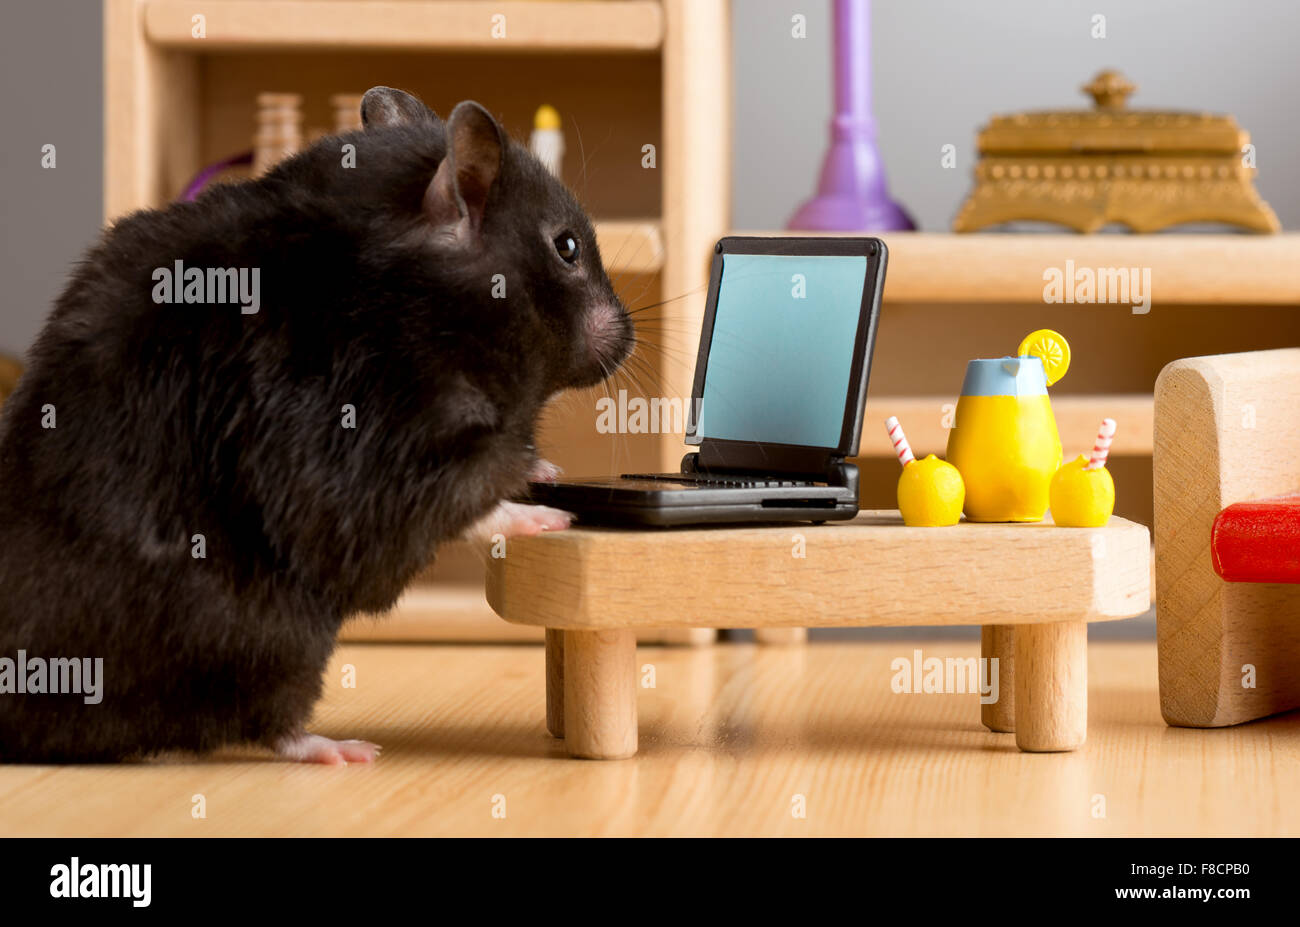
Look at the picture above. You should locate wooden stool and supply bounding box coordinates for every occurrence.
[486,511,1150,758]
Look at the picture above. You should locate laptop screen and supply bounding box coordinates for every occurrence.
[692,253,868,450]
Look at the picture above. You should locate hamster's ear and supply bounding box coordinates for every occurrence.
[361,87,437,129]
[423,101,503,236]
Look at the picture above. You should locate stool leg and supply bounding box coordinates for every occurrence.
[1014,621,1087,752]
[563,629,638,759]
[755,627,808,645]
[980,625,1015,733]
[545,628,565,739]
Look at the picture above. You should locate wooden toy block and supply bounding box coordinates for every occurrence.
[1154,348,1300,728]
[487,510,1150,758]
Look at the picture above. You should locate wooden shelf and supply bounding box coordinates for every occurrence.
[597,220,663,274]
[739,231,1300,305]
[859,394,1154,459]
[144,1,665,52]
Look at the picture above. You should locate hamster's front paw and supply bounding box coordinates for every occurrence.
[273,732,382,765]
[463,500,573,542]
[528,457,562,482]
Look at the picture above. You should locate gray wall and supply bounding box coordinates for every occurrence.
[2,1,1297,355]
[734,0,1300,231]
[0,0,103,357]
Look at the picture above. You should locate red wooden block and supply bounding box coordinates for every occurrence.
[1211,494,1300,583]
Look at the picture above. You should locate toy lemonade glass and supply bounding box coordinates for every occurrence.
[945,331,1068,522]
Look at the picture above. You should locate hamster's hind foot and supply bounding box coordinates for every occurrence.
[272,732,382,765]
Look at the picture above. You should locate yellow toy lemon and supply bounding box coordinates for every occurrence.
[1018,329,1071,386]
[898,454,965,527]
[1049,454,1115,527]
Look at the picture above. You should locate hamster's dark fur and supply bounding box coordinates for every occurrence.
[0,88,631,762]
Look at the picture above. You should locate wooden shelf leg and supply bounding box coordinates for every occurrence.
[545,629,565,739]
[563,629,638,759]
[981,625,1015,732]
[1014,621,1087,752]
[755,627,808,645]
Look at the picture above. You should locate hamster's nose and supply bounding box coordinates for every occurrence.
[583,302,632,368]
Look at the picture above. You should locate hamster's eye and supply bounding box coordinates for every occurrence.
[554,232,579,264]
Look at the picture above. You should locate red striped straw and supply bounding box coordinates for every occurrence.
[885,416,915,468]
[1086,418,1117,470]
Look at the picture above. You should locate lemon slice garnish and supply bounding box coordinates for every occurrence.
[1018,329,1070,386]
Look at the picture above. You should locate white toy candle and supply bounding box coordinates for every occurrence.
[1086,418,1116,470]
[530,104,565,179]
[885,416,915,468]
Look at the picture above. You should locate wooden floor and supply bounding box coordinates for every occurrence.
[3,639,1298,836]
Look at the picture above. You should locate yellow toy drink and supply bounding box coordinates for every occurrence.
[945,355,1062,522]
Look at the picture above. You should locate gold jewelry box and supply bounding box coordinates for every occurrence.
[953,70,1279,234]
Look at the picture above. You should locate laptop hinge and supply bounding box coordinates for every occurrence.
[685,449,857,492]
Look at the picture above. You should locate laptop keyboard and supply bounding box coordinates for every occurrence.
[621,473,819,488]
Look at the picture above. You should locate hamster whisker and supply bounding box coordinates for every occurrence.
[631,321,700,338]
[630,336,698,366]
[612,271,659,313]
[609,362,655,399]
[624,284,708,316]
[570,118,594,204]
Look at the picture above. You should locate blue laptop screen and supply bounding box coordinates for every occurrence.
[693,253,867,449]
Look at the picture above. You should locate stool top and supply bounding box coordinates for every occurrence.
[485,510,1150,630]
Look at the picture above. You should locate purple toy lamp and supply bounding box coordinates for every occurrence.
[787,0,914,231]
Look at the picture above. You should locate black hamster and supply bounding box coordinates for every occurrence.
[0,87,632,763]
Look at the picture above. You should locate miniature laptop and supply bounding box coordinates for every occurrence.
[529,236,887,526]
